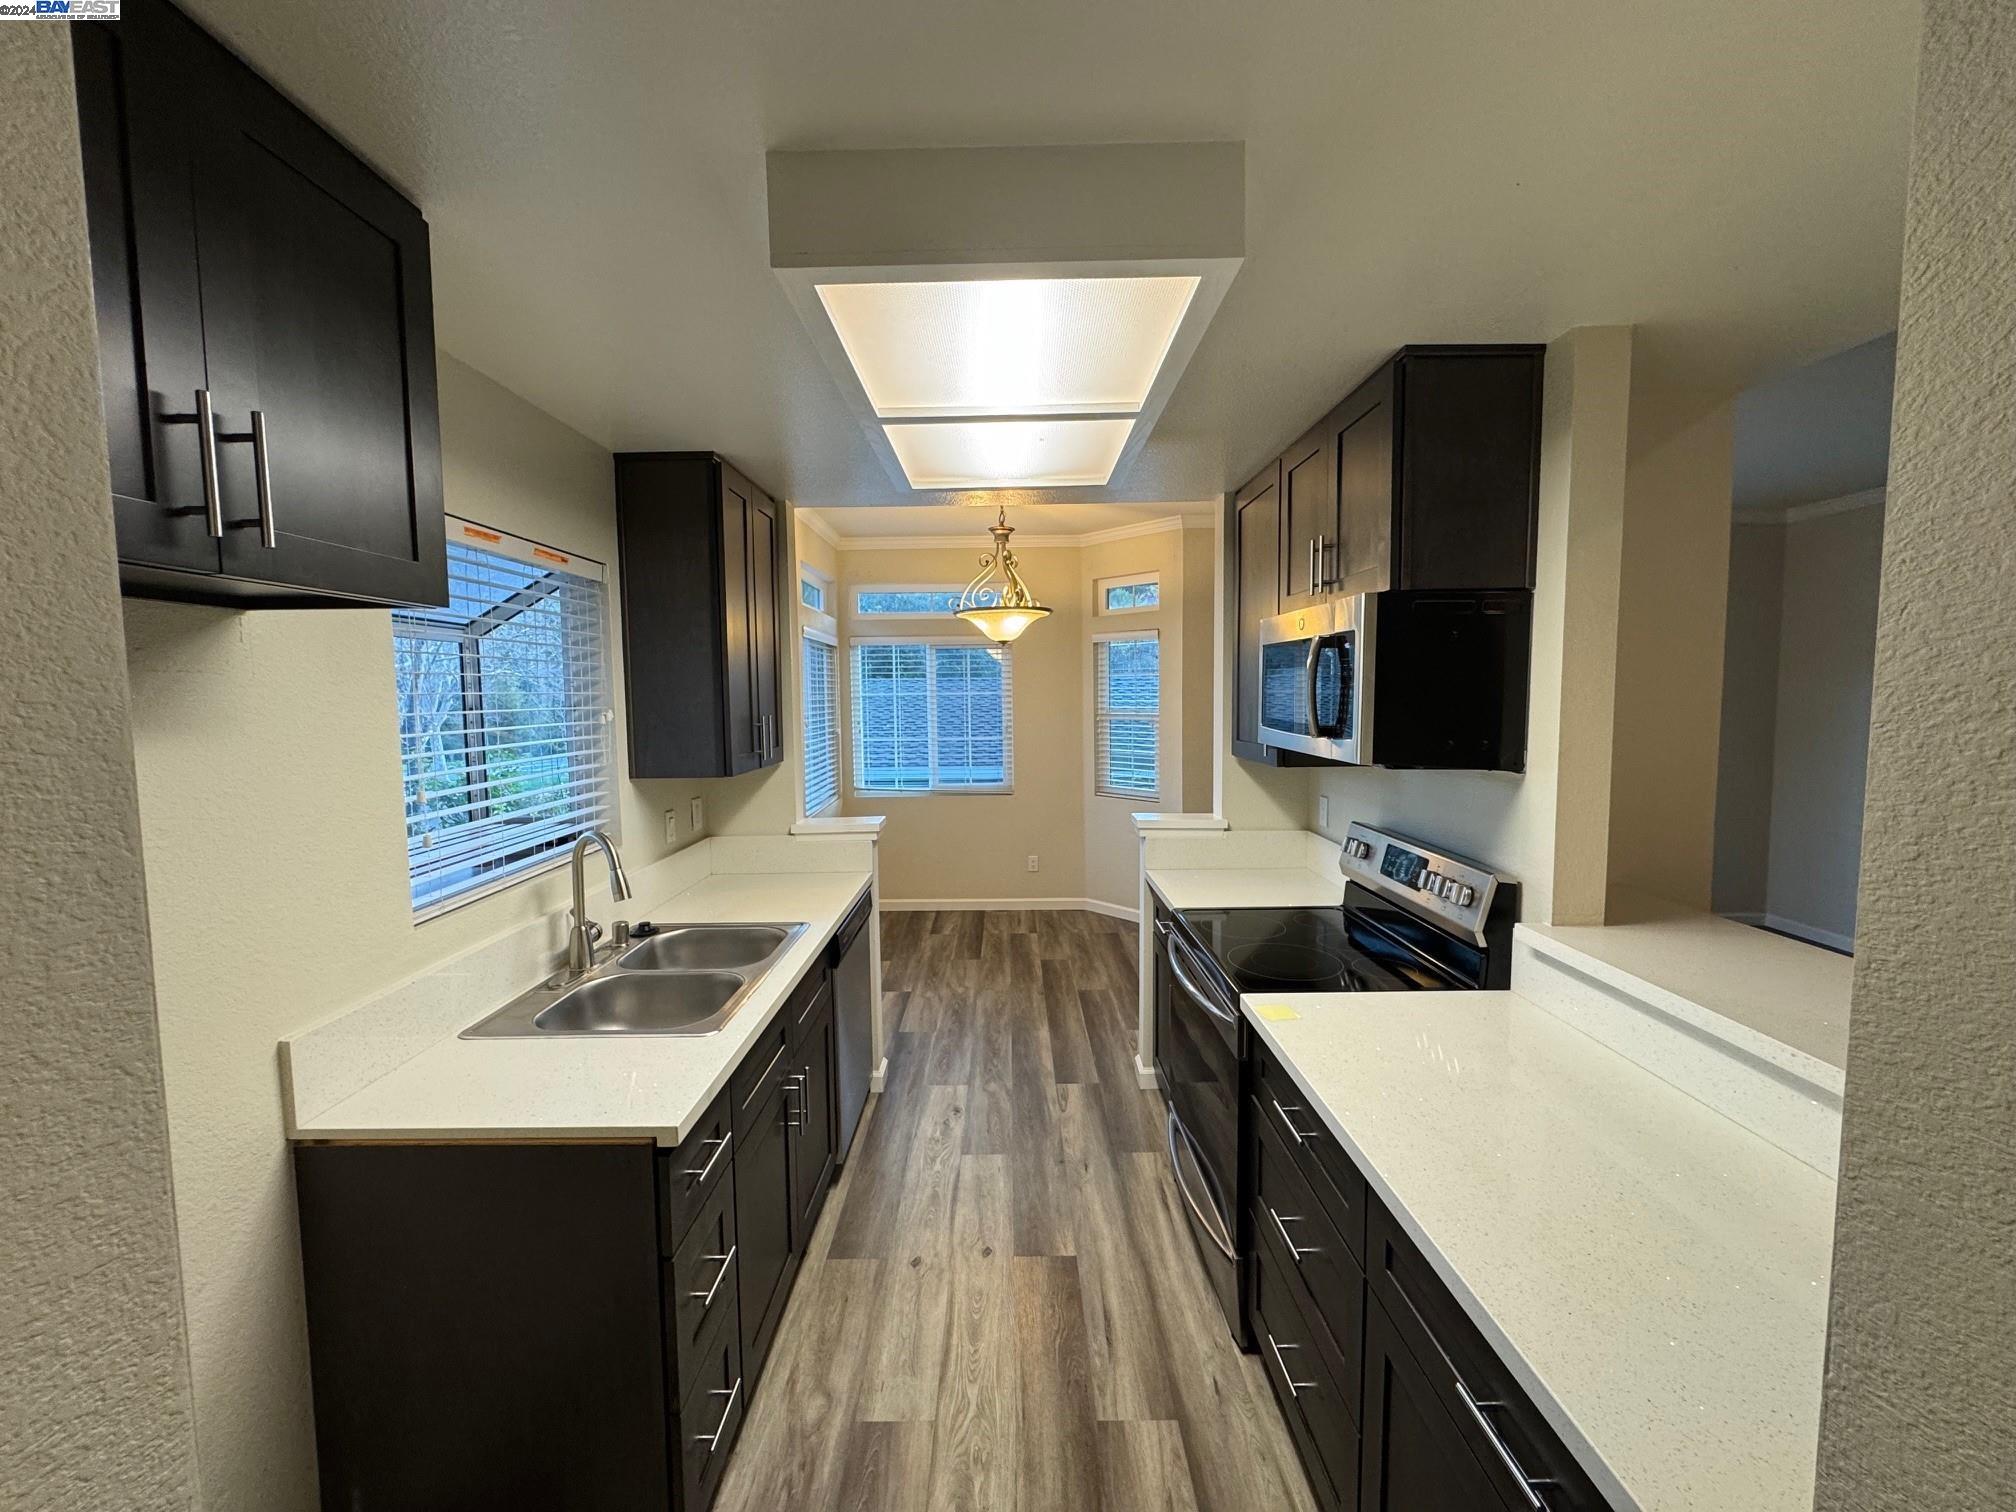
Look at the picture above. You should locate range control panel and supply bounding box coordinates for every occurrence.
[1339,822,1504,943]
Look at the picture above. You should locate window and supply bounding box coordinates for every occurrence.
[1098,571,1161,614]
[802,633,839,816]
[851,639,1013,793]
[393,521,614,915]
[854,585,995,617]
[800,576,825,612]
[1095,632,1160,798]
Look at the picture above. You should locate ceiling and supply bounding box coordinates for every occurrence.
[802,500,1219,542]
[1732,332,1897,514]
[177,0,1922,509]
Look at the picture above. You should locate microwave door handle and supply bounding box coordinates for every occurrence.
[1303,639,1322,736]
[1311,637,1346,738]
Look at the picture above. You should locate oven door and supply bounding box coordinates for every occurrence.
[1257,597,1372,764]
[1155,920,1243,1338]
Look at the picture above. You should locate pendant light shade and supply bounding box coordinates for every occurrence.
[955,507,1050,643]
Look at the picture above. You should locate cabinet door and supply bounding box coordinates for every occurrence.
[195,58,444,605]
[789,994,836,1245]
[72,3,225,576]
[1232,462,1282,754]
[718,467,761,774]
[733,1082,794,1391]
[1395,352,1542,591]
[1279,425,1337,611]
[747,487,782,768]
[1359,1299,1509,1512]
[1332,368,1395,598]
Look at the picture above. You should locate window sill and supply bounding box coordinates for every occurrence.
[850,787,1014,799]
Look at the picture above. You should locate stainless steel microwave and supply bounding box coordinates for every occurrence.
[1257,596,1374,764]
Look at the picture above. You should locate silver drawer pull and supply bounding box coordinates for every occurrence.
[1268,1204,1316,1264]
[1271,1097,1316,1144]
[215,410,279,547]
[688,1245,736,1310]
[682,1131,731,1185]
[693,1377,742,1451]
[1455,1378,1555,1511]
[1265,1332,1317,1399]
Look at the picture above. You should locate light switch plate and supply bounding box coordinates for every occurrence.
[1317,794,1331,831]
[1026,854,1039,873]
[689,796,705,834]
[663,809,678,845]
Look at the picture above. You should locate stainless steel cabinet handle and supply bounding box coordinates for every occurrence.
[1271,1097,1315,1145]
[688,1245,737,1309]
[682,1131,731,1185]
[195,389,224,538]
[1455,1378,1554,1511]
[782,1082,804,1129]
[1308,537,1318,595]
[249,410,276,548]
[1268,1203,1315,1263]
[1265,1332,1317,1399]
[693,1377,742,1451]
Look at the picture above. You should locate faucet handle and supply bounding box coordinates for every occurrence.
[611,920,632,947]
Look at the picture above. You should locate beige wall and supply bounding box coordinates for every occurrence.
[831,523,1212,909]
[124,356,783,1511]
[1711,520,1788,917]
[1605,372,1737,911]
[0,29,200,1510]
[1180,525,1216,813]
[1814,3,2016,1502]
[1303,327,1634,925]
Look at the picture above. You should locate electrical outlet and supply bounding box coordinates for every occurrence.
[1317,794,1331,831]
[689,796,705,834]
[663,809,678,846]
[1026,854,1039,873]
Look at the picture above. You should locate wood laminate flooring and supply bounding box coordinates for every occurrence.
[715,909,1318,1512]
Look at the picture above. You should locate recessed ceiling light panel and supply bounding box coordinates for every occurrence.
[817,276,1200,419]
[882,418,1135,489]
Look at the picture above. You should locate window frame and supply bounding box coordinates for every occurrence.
[849,634,1015,797]
[1093,628,1161,801]
[852,583,989,619]
[799,565,832,617]
[801,623,841,819]
[1095,570,1162,616]
[395,517,616,922]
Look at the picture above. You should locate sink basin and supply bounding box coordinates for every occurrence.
[531,972,743,1034]
[618,924,792,972]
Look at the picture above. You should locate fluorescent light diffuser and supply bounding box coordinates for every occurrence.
[882,418,1135,489]
[817,276,1199,419]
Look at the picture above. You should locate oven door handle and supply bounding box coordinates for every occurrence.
[1166,1106,1237,1260]
[1161,925,1238,1027]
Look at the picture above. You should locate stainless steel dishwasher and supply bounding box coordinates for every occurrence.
[829,890,874,1164]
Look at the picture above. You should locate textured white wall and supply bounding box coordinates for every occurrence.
[0,28,199,1511]
[1813,1,2016,1504]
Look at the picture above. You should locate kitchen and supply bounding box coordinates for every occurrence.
[3,4,2009,1512]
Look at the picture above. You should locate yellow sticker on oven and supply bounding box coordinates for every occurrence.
[1251,1001,1301,1022]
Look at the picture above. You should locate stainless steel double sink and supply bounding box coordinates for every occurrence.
[461,923,807,1038]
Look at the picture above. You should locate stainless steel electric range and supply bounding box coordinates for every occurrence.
[1151,822,1520,1339]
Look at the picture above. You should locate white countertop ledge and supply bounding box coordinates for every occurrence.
[1243,988,1835,1512]
[286,868,871,1146]
[1144,865,1345,911]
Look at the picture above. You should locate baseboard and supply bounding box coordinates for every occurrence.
[1722,911,1855,955]
[880,896,1140,923]
[868,1055,889,1094]
[1134,1053,1159,1090]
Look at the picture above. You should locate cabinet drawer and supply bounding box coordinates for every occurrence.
[659,1089,733,1252]
[1254,1042,1367,1262]
[667,1164,740,1401]
[675,1310,745,1512]
[1252,1095,1364,1382]
[1367,1199,1609,1512]
[787,968,831,1050]
[732,1018,794,1138]
[1252,1210,1360,1510]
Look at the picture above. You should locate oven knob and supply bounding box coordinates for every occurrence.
[1423,872,1442,896]
[1457,884,1476,907]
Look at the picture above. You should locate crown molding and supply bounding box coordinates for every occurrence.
[827,513,1195,552]
[1737,486,1886,526]
[794,507,842,550]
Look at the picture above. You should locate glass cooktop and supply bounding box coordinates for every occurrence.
[1175,905,1459,996]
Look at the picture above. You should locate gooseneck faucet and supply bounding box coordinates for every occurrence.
[567,829,632,975]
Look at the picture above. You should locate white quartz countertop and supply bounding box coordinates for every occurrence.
[1144,864,1345,911]
[1243,988,1836,1512]
[288,869,871,1146]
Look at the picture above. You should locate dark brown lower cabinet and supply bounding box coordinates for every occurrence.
[734,1063,798,1391]
[1360,1295,1509,1512]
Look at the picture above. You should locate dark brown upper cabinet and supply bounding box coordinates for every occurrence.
[1230,461,1283,763]
[1278,422,1336,612]
[614,453,785,780]
[73,0,446,609]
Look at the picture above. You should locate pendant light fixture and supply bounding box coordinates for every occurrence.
[954,506,1051,643]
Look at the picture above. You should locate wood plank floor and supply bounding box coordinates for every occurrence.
[716,909,1317,1512]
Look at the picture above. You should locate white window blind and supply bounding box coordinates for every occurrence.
[851,639,1013,793]
[1095,632,1160,798]
[393,521,614,915]
[802,633,840,816]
